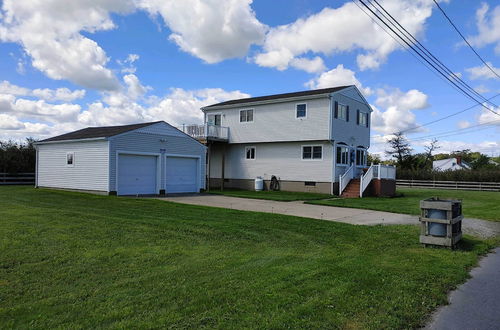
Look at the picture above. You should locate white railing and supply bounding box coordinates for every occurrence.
[373,164,396,180]
[339,164,354,196]
[359,164,374,197]
[178,124,229,141]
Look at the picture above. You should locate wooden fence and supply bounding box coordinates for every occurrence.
[397,179,500,192]
[0,173,35,185]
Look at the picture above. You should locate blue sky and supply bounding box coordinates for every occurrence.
[0,0,499,157]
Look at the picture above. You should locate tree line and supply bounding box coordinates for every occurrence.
[368,132,500,182]
[0,138,37,174]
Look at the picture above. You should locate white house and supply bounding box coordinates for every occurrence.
[433,157,471,171]
[179,85,396,196]
[35,121,206,195]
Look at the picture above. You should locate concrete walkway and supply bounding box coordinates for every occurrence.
[159,194,500,238]
[424,247,500,330]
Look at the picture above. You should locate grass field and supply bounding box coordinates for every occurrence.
[0,186,496,328]
[209,188,331,201]
[308,188,500,222]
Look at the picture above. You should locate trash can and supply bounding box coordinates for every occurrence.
[419,197,463,248]
[255,177,264,191]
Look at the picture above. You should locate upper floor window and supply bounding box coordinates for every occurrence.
[357,111,368,127]
[356,149,367,166]
[66,152,74,167]
[296,103,307,118]
[336,145,349,165]
[240,109,254,123]
[245,146,256,160]
[335,102,349,121]
[302,145,322,160]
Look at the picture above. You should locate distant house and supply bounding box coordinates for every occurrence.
[35,121,206,195]
[179,85,396,197]
[433,157,471,171]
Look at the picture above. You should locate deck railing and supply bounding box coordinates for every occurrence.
[373,164,396,180]
[359,164,374,197]
[178,124,229,141]
[339,164,354,196]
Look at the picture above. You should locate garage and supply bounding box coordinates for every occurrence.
[35,121,206,195]
[118,154,158,195]
[166,156,199,193]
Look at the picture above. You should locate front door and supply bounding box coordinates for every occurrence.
[207,114,221,137]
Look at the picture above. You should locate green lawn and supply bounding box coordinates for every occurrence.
[0,186,496,329]
[209,188,331,201]
[308,188,500,222]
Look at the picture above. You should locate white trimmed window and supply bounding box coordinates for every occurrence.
[66,152,74,167]
[245,146,256,160]
[302,145,322,160]
[338,104,348,120]
[358,112,368,127]
[336,146,349,165]
[296,103,307,118]
[240,109,254,122]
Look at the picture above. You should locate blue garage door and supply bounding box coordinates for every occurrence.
[118,154,157,195]
[166,157,198,193]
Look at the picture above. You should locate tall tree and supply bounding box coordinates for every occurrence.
[385,132,412,166]
[423,138,440,167]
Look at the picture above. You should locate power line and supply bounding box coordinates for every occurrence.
[399,92,500,134]
[432,0,500,80]
[354,0,500,117]
[366,0,499,110]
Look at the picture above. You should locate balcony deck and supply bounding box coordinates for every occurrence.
[177,124,229,143]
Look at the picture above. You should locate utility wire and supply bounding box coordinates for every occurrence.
[432,0,500,80]
[367,0,498,110]
[355,0,500,117]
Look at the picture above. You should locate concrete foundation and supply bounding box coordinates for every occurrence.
[209,178,333,194]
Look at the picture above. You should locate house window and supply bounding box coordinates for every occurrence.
[302,146,322,160]
[356,149,367,166]
[338,104,348,120]
[66,152,74,167]
[358,112,368,127]
[245,146,256,160]
[336,146,349,165]
[296,103,307,118]
[240,109,254,122]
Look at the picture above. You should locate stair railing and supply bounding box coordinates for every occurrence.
[360,164,375,197]
[339,164,354,196]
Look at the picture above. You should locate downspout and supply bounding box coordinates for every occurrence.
[35,145,39,188]
[328,94,335,195]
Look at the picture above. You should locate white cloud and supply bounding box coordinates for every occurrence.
[473,85,491,93]
[0,0,133,90]
[137,0,267,63]
[477,105,500,126]
[465,62,500,80]
[0,80,29,96]
[254,0,433,72]
[123,74,151,100]
[457,120,471,129]
[32,88,86,102]
[117,53,140,74]
[306,64,372,95]
[371,88,430,134]
[468,3,500,54]
[290,57,326,73]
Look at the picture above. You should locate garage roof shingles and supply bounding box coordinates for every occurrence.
[39,121,163,143]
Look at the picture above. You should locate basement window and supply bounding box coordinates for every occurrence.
[304,181,316,186]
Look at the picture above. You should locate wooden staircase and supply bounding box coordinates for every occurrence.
[341,178,360,198]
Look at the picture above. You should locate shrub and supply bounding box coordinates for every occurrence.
[397,168,500,182]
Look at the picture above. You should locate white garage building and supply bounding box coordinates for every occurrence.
[35,121,206,195]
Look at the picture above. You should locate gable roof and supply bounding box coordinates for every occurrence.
[38,121,163,143]
[203,86,352,109]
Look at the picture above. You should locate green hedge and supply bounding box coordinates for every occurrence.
[397,169,500,182]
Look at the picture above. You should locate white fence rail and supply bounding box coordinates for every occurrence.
[373,164,396,180]
[360,164,374,197]
[0,173,35,185]
[178,124,229,141]
[397,179,500,191]
[339,164,354,196]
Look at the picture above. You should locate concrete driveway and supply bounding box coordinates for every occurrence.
[159,194,500,238]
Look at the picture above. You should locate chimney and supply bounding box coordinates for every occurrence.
[456,156,462,165]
